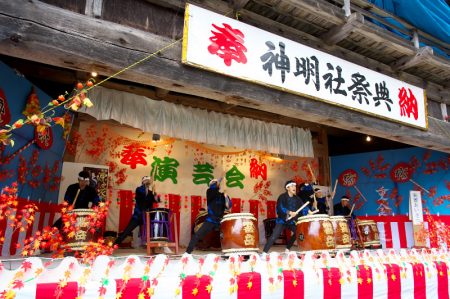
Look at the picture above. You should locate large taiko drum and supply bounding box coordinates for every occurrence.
[144,208,171,242]
[193,211,221,250]
[330,216,351,250]
[220,213,259,255]
[356,219,381,248]
[65,209,96,251]
[296,215,335,252]
[263,218,287,245]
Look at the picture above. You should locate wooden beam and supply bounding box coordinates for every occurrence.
[390,46,434,71]
[155,87,170,98]
[320,12,364,46]
[0,0,449,152]
[231,0,250,10]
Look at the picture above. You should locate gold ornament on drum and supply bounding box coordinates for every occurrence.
[339,222,349,233]
[75,230,87,241]
[78,218,89,228]
[326,235,335,248]
[342,233,350,244]
[244,234,256,246]
[322,222,333,235]
[243,221,255,233]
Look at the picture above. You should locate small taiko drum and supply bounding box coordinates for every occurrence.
[193,211,221,250]
[356,220,381,248]
[65,209,96,251]
[296,215,335,252]
[144,208,171,242]
[330,216,351,250]
[220,213,259,255]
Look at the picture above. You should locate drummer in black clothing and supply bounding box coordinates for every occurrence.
[52,170,100,229]
[263,180,314,253]
[114,176,160,245]
[333,196,352,217]
[65,171,100,209]
[314,188,329,215]
[186,178,231,254]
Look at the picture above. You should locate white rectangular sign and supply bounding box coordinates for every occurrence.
[409,190,424,224]
[182,4,427,129]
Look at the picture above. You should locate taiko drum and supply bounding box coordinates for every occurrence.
[65,209,96,251]
[356,219,381,248]
[220,213,259,255]
[296,214,335,252]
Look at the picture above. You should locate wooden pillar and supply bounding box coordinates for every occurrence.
[312,127,330,187]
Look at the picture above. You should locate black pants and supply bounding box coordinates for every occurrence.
[186,221,219,254]
[114,216,143,245]
[263,222,296,253]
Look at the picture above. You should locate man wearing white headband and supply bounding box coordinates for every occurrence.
[263,180,312,253]
[114,175,161,246]
[52,170,100,229]
[64,170,100,208]
[333,195,352,216]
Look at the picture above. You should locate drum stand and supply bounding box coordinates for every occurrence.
[145,211,179,255]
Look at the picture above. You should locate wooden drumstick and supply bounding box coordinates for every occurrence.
[71,189,81,209]
[330,179,338,201]
[347,203,355,217]
[287,201,310,221]
[312,192,318,209]
[307,164,317,184]
[353,185,368,202]
[151,165,158,194]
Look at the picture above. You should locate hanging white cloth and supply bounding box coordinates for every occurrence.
[81,86,314,157]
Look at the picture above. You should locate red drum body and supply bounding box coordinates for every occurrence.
[356,220,381,248]
[296,215,335,252]
[193,211,221,250]
[65,209,96,251]
[330,216,351,250]
[220,213,259,255]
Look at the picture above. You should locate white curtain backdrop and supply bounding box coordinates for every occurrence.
[81,86,314,157]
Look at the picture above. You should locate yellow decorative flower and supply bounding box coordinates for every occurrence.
[83,98,93,108]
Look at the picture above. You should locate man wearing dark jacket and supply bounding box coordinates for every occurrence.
[263,180,313,253]
[333,196,352,216]
[186,178,231,254]
[114,176,160,245]
[52,170,100,229]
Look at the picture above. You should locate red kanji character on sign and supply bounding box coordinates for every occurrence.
[120,145,147,169]
[208,23,247,66]
[250,158,267,180]
[398,87,418,120]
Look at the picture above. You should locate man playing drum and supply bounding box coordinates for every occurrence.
[263,180,314,253]
[114,176,160,246]
[314,188,329,215]
[334,195,359,247]
[52,170,100,229]
[333,196,352,217]
[186,178,231,254]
